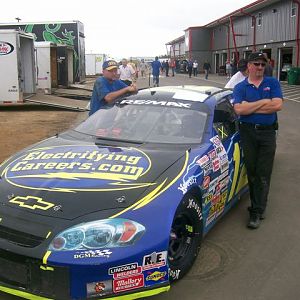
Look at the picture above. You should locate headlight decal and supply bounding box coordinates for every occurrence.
[49,219,145,251]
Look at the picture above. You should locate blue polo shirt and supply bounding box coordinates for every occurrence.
[89,77,127,116]
[233,76,283,125]
[152,60,162,76]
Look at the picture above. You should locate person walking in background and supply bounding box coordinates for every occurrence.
[139,59,148,79]
[231,59,238,76]
[226,60,232,78]
[225,59,248,89]
[187,59,193,78]
[165,60,170,77]
[233,52,283,229]
[89,60,137,116]
[128,59,138,81]
[193,60,198,77]
[170,58,176,76]
[151,56,162,87]
[263,53,273,77]
[119,58,136,86]
[203,61,211,80]
[161,60,166,74]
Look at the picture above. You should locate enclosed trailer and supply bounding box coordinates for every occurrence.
[57,44,74,87]
[0,21,85,83]
[0,29,36,104]
[35,41,58,94]
[85,53,106,75]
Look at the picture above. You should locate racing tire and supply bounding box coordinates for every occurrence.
[168,194,203,282]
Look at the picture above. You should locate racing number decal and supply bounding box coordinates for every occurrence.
[9,196,55,210]
[228,143,240,201]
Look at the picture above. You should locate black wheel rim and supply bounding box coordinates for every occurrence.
[168,212,196,264]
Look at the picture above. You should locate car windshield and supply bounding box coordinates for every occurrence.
[74,100,208,144]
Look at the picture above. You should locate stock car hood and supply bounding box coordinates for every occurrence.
[0,137,188,220]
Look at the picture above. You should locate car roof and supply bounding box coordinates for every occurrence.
[146,85,223,103]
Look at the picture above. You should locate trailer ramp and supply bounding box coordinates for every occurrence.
[25,91,89,112]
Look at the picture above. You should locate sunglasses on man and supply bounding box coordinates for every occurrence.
[252,62,266,67]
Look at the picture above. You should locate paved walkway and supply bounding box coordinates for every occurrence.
[136,73,300,104]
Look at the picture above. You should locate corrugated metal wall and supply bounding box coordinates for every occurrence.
[211,0,297,50]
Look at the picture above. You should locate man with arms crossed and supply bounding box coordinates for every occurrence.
[233,52,283,229]
[89,60,137,116]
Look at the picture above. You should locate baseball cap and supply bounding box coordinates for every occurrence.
[102,60,118,71]
[248,52,267,62]
[238,59,248,71]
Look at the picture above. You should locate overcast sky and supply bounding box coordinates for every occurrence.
[0,0,254,59]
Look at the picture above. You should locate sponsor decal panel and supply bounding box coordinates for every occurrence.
[169,268,181,280]
[113,274,144,293]
[178,176,197,194]
[4,145,151,192]
[74,249,112,259]
[109,263,142,279]
[203,175,210,189]
[203,162,213,176]
[0,41,14,55]
[187,198,202,219]
[203,192,213,205]
[210,136,221,146]
[144,266,169,286]
[86,280,112,298]
[142,251,167,270]
[208,149,217,160]
[212,159,220,172]
[120,99,191,108]
[196,155,209,167]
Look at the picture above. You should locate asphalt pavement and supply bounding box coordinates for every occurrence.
[136,72,229,90]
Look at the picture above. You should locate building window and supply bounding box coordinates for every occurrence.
[251,16,255,28]
[257,12,262,26]
[292,3,296,17]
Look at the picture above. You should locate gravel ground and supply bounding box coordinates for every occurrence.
[0,104,87,163]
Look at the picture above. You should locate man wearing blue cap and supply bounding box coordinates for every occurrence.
[233,52,283,229]
[89,60,137,116]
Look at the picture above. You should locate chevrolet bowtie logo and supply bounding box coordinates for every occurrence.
[9,196,55,210]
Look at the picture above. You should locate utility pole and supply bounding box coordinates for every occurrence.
[15,17,21,22]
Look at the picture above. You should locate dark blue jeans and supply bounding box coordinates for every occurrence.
[239,123,277,216]
[153,75,159,86]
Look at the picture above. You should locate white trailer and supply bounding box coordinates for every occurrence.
[85,53,106,75]
[35,41,58,94]
[0,29,36,104]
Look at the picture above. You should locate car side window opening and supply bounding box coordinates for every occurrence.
[213,99,238,141]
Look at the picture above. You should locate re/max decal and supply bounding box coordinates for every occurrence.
[120,99,191,108]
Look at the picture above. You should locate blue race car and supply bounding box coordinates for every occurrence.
[0,85,248,299]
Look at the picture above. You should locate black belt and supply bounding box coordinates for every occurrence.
[239,122,278,130]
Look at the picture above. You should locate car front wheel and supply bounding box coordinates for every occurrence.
[168,194,203,281]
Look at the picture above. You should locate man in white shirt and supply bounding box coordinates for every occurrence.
[225,59,248,89]
[193,60,198,77]
[118,58,136,86]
